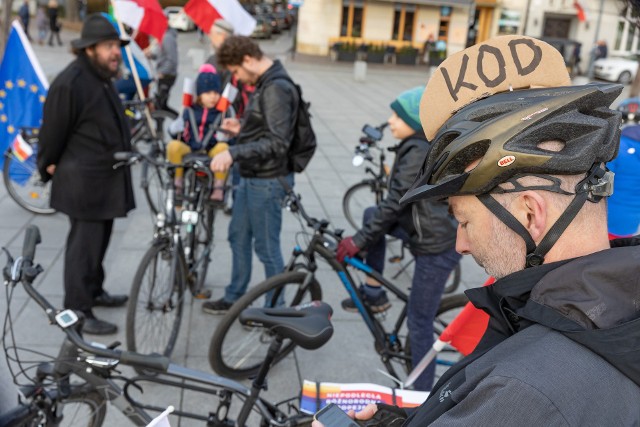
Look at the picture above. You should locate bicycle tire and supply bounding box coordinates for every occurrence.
[3,149,55,215]
[49,390,107,427]
[126,240,185,367]
[209,271,322,379]
[194,206,215,293]
[342,180,385,231]
[443,263,462,294]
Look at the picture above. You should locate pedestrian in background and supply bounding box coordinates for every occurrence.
[36,5,48,45]
[203,36,299,314]
[145,26,178,114]
[47,0,62,46]
[37,14,135,335]
[18,0,32,41]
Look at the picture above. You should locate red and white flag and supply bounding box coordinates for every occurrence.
[112,0,168,41]
[184,0,256,36]
[182,77,195,108]
[11,133,33,162]
[216,83,239,112]
[574,1,587,22]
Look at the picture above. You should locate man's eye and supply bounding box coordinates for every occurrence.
[459,222,468,229]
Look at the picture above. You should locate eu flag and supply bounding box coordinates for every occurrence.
[0,21,48,166]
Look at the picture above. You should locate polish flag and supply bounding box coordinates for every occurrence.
[574,1,587,22]
[184,0,256,36]
[112,0,168,41]
[182,77,195,107]
[216,83,239,112]
[146,405,174,427]
[11,133,33,162]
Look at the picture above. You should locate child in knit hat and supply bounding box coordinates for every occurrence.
[167,64,229,201]
[336,86,460,391]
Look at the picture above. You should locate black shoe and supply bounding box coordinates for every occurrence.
[341,284,391,313]
[202,298,233,315]
[82,317,117,335]
[93,291,128,308]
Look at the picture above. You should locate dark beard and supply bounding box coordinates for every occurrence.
[86,52,120,80]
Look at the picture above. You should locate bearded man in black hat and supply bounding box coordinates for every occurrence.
[37,13,135,335]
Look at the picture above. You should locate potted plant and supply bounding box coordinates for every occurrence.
[336,42,358,62]
[366,44,385,63]
[428,48,447,66]
[396,46,419,65]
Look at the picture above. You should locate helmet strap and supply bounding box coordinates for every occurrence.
[476,163,612,269]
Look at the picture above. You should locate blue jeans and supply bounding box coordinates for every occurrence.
[224,174,293,302]
[362,206,461,391]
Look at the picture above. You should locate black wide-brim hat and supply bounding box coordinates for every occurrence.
[71,13,130,49]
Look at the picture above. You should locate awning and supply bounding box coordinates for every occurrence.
[373,0,473,7]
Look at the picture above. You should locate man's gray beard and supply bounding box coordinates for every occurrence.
[474,216,526,279]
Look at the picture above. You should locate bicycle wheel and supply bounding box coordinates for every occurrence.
[209,271,322,379]
[443,263,462,294]
[126,240,185,363]
[342,180,385,230]
[193,205,215,294]
[51,390,107,427]
[3,149,55,215]
[141,157,169,216]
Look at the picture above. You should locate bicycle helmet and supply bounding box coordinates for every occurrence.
[402,82,622,203]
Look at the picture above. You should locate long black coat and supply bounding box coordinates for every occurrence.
[37,54,135,220]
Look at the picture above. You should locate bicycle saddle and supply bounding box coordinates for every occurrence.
[239,301,333,350]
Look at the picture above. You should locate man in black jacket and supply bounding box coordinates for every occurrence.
[203,36,298,314]
[37,14,134,335]
[336,86,460,391]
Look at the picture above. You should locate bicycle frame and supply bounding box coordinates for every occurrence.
[2,226,312,427]
[283,228,412,378]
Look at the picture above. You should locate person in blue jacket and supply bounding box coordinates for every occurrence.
[607,124,640,237]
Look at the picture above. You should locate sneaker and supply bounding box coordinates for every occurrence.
[341,284,391,313]
[202,298,233,315]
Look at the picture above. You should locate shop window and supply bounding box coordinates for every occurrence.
[392,3,416,41]
[340,0,364,37]
[614,8,640,53]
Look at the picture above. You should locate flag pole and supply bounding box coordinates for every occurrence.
[109,0,157,139]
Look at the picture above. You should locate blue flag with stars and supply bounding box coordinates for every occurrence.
[0,20,48,166]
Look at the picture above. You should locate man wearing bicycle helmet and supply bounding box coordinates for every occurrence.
[314,35,640,426]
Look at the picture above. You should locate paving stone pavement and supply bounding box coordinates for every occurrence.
[0,26,629,424]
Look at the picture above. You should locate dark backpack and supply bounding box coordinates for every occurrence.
[262,77,317,173]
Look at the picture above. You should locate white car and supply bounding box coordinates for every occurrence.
[594,53,640,84]
[165,6,195,32]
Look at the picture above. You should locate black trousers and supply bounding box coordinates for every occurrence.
[63,218,114,313]
[156,75,177,115]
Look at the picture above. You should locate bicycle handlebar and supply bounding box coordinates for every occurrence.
[8,226,171,373]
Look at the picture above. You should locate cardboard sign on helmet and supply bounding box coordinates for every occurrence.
[421,35,571,140]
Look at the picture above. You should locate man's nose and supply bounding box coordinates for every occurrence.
[455,227,470,255]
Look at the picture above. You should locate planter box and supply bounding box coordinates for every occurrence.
[366,52,385,63]
[337,51,357,62]
[396,54,418,65]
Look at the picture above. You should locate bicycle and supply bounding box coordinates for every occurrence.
[114,151,220,366]
[124,99,178,217]
[342,123,390,231]
[209,181,468,385]
[2,127,55,215]
[342,122,461,293]
[0,225,330,426]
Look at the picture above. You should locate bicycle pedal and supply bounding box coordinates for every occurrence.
[192,288,212,299]
[388,256,402,263]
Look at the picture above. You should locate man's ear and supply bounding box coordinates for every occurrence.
[517,191,547,243]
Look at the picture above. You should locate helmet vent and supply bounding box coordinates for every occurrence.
[441,140,491,178]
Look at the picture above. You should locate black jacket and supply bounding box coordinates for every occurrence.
[402,237,640,425]
[352,133,457,255]
[228,60,298,178]
[37,54,135,220]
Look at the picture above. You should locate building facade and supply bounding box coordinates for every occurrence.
[295,0,630,67]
